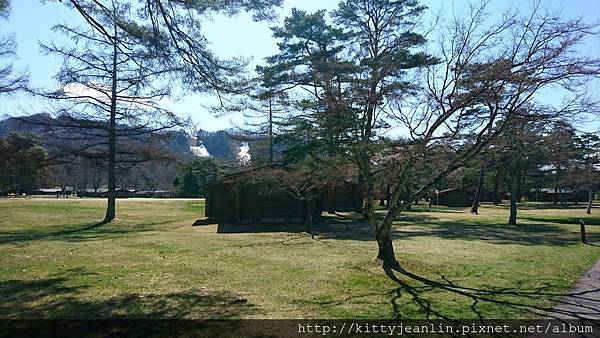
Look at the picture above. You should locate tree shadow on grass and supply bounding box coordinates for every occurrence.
[0,219,178,246]
[382,262,600,322]
[520,216,600,226]
[392,221,596,246]
[215,212,368,235]
[324,218,591,246]
[0,268,256,320]
[215,212,596,246]
[493,203,592,210]
[216,213,434,237]
[0,268,258,337]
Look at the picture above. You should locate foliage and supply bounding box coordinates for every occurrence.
[180,166,200,198]
[178,157,227,197]
[36,0,189,222]
[257,0,600,263]
[0,133,47,194]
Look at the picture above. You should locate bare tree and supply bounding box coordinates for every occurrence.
[19,0,284,222]
[368,1,600,263]
[257,0,600,263]
[0,0,27,96]
[60,0,283,105]
[33,0,185,223]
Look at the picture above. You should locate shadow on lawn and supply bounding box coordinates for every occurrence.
[0,268,255,320]
[520,216,600,226]
[392,221,597,246]
[216,212,595,246]
[325,216,591,246]
[382,262,600,322]
[0,219,177,246]
[216,213,436,236]
[0,267,257,337]
[492,203,593,210]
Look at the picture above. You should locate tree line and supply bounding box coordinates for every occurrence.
[0,0,284,223]
[0,0,599,264]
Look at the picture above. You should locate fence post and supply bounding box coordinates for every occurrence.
[579,220,587,244]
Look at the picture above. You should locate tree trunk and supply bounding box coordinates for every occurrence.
[516,172,524,202]
[377,235,396,263]
[375,206,398,264]
[494,171,502,205]
[268,98,273,164]
[385,185,391,209]
[553,185,558,205]
[373,184,419,266]
[357,174,366,216]
[508,170,518,225]
[364,179,399,265]
[559,185,564,206]
[305,195,314,234]
[493,169,502,205]
[470,168,484,214]
[326,183,336,214]
[587,189,593,214]
[103,18,118,224]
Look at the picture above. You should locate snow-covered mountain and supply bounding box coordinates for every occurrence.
[0,115,266,164]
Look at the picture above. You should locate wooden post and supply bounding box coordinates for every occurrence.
[579,220,587,244]
[206,187,211,218]
[234,185,241,223]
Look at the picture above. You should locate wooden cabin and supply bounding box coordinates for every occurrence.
[431,188,474,207]
[319,183,363,213]
[205,182,311,223]
[203,177,362,224]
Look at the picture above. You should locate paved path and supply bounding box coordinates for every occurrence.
[546,257,600,320]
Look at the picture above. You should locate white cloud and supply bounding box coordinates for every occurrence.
[63,83,110,101]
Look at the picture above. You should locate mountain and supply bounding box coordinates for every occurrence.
[0,114,268,163]
[0,113,53,136]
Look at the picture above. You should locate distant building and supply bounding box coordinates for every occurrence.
[529,188,592,203]
[77,188,108,197]
[35,187,74,196]
[134,190,176,198]
[77,188,134,198]
[35,188,63,195]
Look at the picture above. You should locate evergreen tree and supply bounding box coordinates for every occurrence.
[0,133,47,195]
[180,166,199,198]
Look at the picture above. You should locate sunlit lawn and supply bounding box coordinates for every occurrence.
[0,198,598,319]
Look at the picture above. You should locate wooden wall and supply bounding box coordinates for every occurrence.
[206,182,362,223]
[206,183,305,223]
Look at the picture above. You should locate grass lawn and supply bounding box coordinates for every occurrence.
[0,198,599,319]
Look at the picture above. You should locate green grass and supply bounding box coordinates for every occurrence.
[0,198,599,319]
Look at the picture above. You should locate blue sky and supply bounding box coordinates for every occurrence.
[0,0,599,132]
